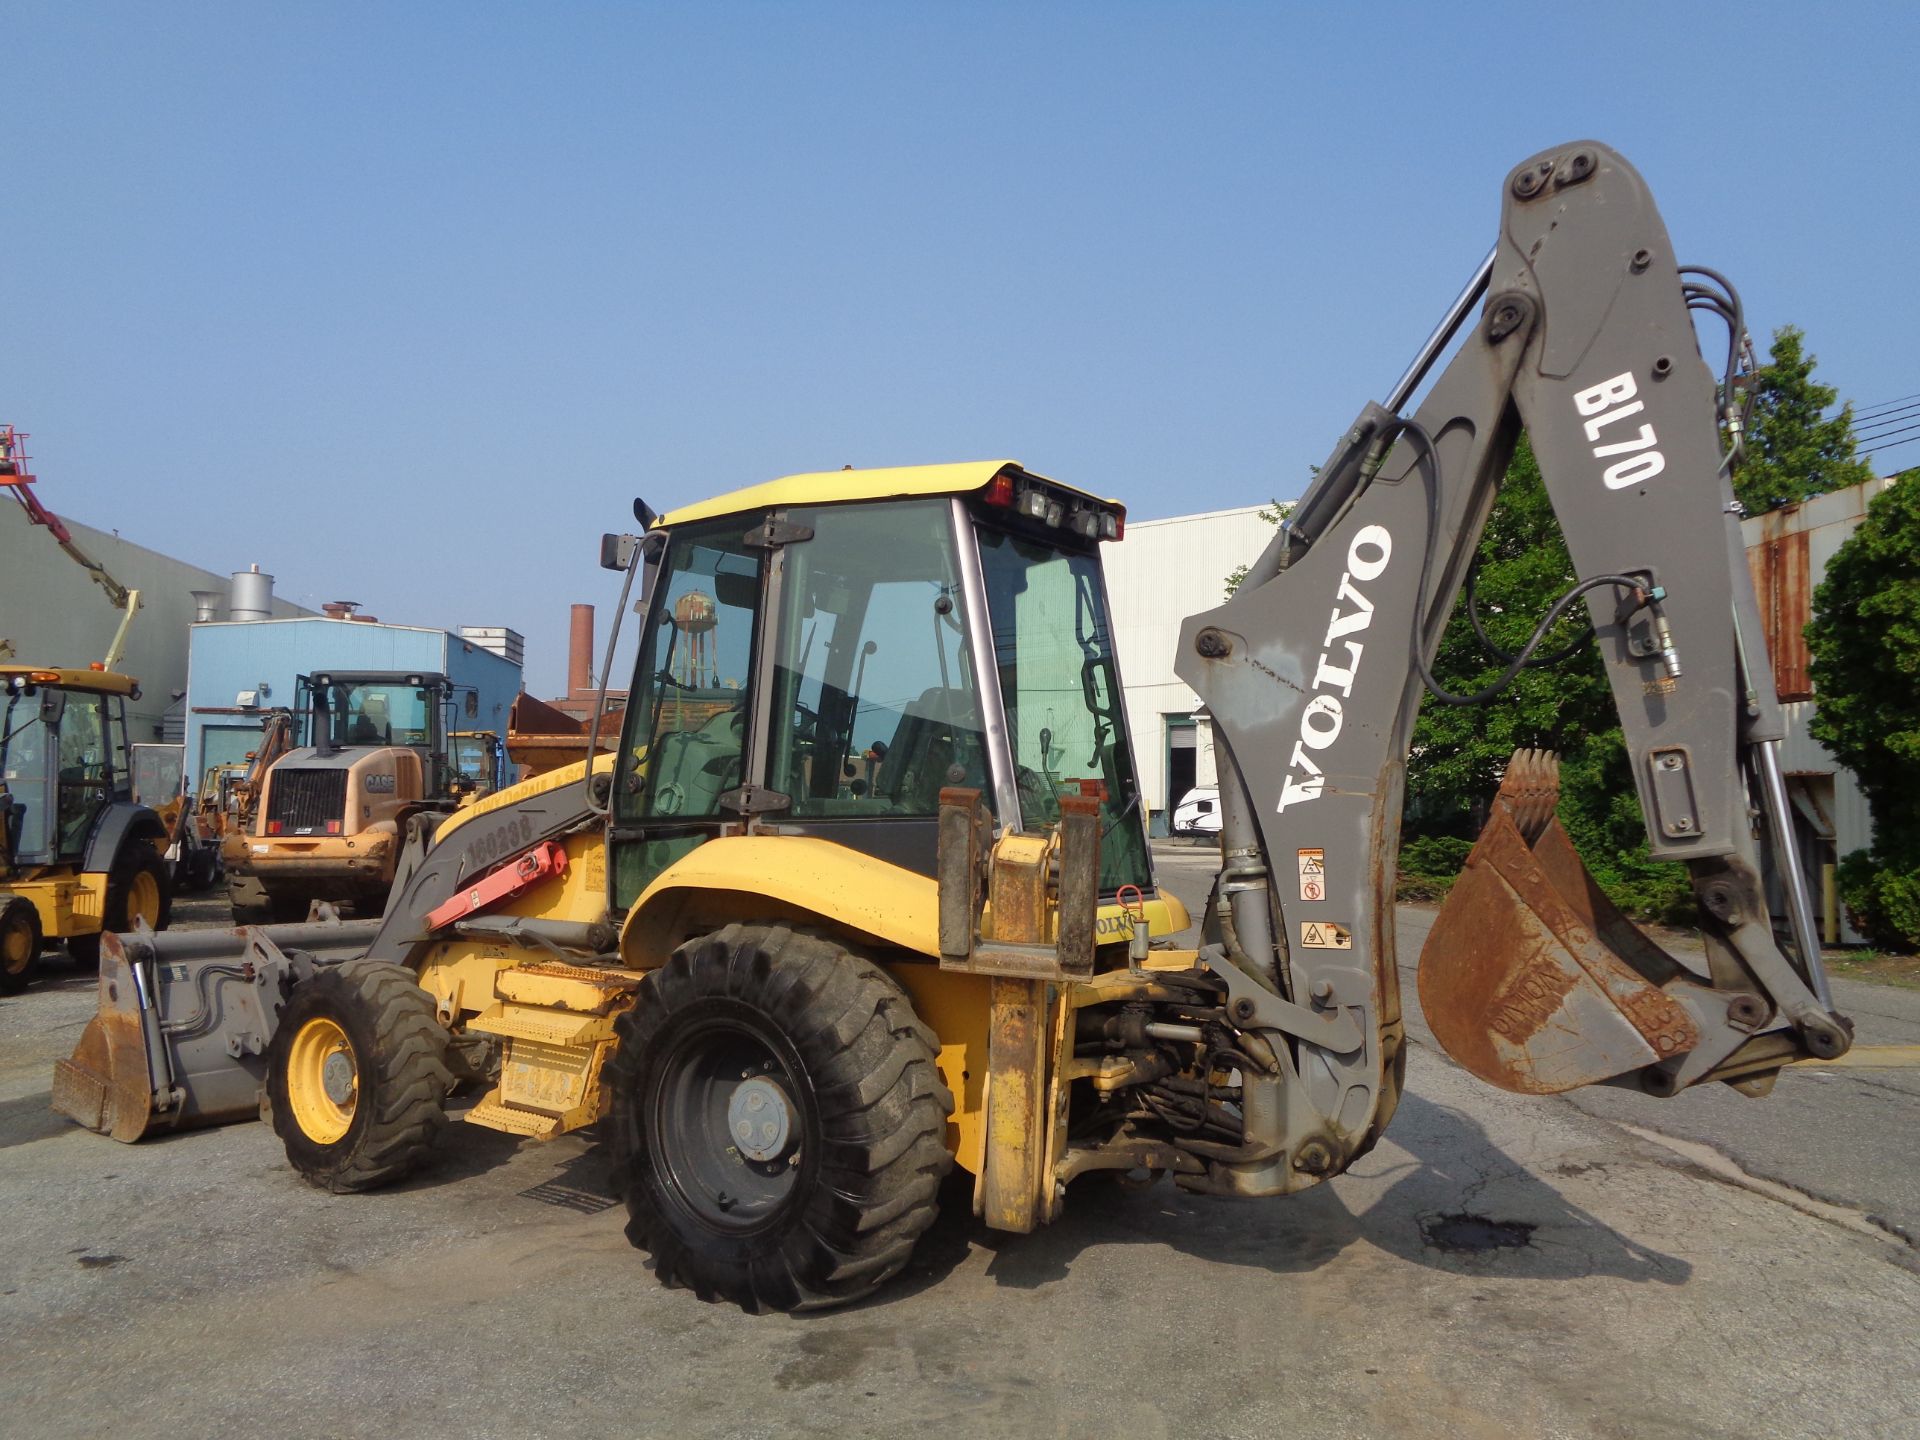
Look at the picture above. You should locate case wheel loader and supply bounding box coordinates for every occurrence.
[225,672,486,923]
[55,141,1855,1312]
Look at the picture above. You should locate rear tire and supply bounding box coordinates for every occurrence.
[67,841,171,970]
[608,924,953,1313]
[0,899,40,996]
[266,959,452,1192]
[269,894,314,925]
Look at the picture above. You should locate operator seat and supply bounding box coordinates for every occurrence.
[350,694,389,746]
[873,687,988,813]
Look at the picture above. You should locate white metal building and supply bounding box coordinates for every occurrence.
[1102,503,1284,832]
[1743,476,1899,943]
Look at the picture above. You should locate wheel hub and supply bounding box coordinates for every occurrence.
[322,1050,356,1104]
[727,1076,793,1162]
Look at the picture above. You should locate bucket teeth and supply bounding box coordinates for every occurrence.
[1493,747,1561,843]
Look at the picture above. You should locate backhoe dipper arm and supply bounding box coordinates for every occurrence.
[1174,141,1846,1198]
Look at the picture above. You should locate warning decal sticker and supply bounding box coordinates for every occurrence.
[1299,921,1352,950]
[1297,847,1325,901]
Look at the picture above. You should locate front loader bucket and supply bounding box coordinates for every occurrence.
[52,919,379,1142]
[1417,750,1701,1095]
[52,938,161,1142]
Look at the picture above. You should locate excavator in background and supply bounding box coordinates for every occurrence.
[213,707,295,914]
[1,428,172,993]
[56,141,1851,1313]
[128,742,223,892]
[449,729,509,801]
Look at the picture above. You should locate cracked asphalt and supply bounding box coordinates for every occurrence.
[2,861,1917,1440]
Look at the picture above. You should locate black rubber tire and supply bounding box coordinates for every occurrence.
[269,894,314,925]
[67,841,172,970]
[0,899,40,996]
[608,924,953,1313]
[266,959,452,1193]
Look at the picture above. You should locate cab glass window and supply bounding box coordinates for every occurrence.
[767,500,986,818]
[54,691,111,857]
[974,524,1150,893]
[616,523,760,822]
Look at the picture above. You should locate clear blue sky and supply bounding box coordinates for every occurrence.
[8,3,1915,695]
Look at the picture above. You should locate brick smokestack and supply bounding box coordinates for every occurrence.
[569,604,595,696]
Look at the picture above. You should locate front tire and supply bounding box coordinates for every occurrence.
[67,840,171,969]
[0,899,40,996]
[266,959,452,1192]
[609,924,953,1313]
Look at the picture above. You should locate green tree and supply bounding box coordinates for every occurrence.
[1735,326,1876,516]
[1401,436,1692,917]
[1806,473,1920,949]
[1223,500,1293,598]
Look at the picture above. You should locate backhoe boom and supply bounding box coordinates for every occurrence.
[1176,140,1847,1193]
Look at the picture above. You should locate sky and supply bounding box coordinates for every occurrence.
[7,2,1916,696]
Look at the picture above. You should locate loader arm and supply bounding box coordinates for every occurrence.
[1174,140,1847,1190]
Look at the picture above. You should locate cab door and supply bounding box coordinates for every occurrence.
[53,690,114,861]
[608,517,764,907]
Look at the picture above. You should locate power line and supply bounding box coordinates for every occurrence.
[1852,391,1920,419]
[1850,400,1920,435]
[1855,414,1920,446]
[1859,422,1920,453]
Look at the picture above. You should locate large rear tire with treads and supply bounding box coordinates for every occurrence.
[609,924,953,1313]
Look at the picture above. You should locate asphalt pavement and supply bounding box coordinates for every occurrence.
[1,870,1916,1440]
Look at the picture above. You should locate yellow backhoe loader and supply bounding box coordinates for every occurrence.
[2,667,171,993]
[55,142,1851,1312]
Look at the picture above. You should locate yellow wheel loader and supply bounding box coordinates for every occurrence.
[56,142,1853,1312]
[1,666,171,994]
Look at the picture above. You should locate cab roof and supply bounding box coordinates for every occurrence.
[0,665,138,696]
[658,460,1118,528]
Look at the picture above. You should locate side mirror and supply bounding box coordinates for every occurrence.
[38,687,66,725]
[600,533,641,572]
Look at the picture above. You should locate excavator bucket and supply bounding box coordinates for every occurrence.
[52,919,379,1141]
[1416,750,1701,1095]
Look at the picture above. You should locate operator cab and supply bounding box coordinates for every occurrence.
[610,463,1152,909]
[0,667,138,869]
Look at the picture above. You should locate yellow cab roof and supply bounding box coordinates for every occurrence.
[0,665,138,696]
[658,460,1120,528]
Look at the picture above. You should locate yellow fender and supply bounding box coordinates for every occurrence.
[618,833,1191,968]
[620,835,939,967]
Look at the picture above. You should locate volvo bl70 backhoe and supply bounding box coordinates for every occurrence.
[55,141,1852,1312]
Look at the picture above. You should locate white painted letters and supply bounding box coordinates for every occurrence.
[1278,527,1393,812]
[1574,371,1666,491]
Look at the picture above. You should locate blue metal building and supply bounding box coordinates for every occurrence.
[185,618,522,780]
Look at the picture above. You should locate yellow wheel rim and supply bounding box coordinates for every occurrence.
[286,1016,358,1144]
[1,917,31,977]
[127,868,162,927]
